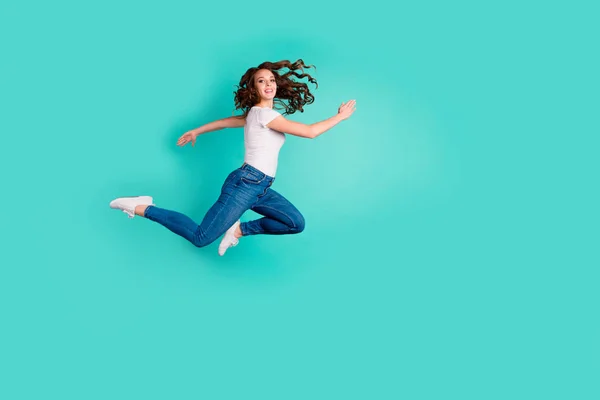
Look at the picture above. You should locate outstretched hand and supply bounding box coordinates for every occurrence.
[177,130,198,147]
[337,99,356,120]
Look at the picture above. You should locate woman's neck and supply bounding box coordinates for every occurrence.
[255,100,274,108]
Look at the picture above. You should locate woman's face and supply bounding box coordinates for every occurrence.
[253,69,277,101]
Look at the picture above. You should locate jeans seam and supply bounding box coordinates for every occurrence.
[254,204,297,229]
[196,195,237,244]
[147,207,201,245]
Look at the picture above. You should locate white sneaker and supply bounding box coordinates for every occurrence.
[218,220,241,256]
[109,196,154,218]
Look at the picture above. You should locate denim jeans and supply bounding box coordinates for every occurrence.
[143,163,305,247]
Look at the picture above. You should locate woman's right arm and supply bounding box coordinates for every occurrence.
[267,100,356,139]
[177,116,245,147]
[194,115,245,135]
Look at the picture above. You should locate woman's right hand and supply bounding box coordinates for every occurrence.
[337,99,356,120]
[177,130,198,147]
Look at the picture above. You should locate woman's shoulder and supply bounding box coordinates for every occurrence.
[247,107,282,129]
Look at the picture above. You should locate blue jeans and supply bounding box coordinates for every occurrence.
[143,163,305,247]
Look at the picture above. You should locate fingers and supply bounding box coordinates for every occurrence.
[339,100,356,113]
[177,135,189,147]
[342,100,356,112]
[342,100,356,109]
[339,99,356,119]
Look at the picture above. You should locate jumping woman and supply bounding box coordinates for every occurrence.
[110,59,356,256]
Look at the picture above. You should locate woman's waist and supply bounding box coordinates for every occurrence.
[240,162,276,180]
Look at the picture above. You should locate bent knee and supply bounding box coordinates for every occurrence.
[191,232,217,248]
[191,238,208,248]
[192,240,208,248]
[293,214,306,233]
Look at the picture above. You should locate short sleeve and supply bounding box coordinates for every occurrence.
[257,108,281,128]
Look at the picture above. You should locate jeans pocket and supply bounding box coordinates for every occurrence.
[241,170,265,184]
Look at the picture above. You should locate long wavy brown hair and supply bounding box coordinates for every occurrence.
[233,59,318,117]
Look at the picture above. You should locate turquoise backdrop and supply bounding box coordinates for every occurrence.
[1,0,598,399]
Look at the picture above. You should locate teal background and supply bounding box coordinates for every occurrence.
[1,0,598,399]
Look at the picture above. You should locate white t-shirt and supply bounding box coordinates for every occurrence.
[243,106,286,177]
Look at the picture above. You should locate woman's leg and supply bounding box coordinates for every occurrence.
[143,198,245,248]
[143,171,256,247]
[241,188,305,236]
